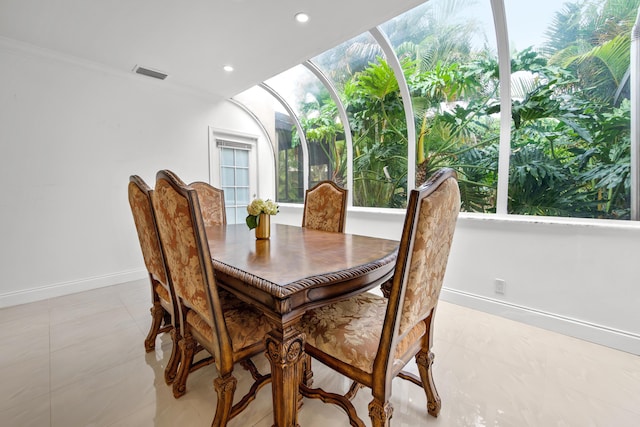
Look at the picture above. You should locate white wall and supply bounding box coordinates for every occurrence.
[446,215,640,355]
[0,40,249,305]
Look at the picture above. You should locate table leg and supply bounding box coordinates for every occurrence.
[265,325,305,427]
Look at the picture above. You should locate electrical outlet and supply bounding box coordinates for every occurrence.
[495,278,506,295]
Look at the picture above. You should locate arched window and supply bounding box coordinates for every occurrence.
[235,0,640,221]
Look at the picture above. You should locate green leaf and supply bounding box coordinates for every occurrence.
[246,215,258,230]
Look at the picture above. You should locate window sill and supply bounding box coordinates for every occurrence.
[278,202,640,230]
[458,212,640,230]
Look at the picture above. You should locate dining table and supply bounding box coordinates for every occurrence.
[206,223,399,427]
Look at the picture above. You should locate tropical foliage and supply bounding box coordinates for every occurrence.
[277,0,638,218]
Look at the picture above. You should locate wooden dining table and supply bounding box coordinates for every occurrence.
[205,223,399,427]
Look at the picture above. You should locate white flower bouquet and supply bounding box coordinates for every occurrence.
[246,198,279,230]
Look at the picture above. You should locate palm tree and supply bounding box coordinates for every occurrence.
[345,58,409,207]
[536,0,639,218]
[545,0,640,104]
[382,0,501,212]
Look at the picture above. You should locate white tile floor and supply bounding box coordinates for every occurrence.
[1,278,639,427]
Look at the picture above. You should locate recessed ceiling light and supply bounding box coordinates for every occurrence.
[223,65,234,72]
[295,12,309,23]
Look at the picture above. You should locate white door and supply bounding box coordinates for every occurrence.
[209,128,258,225]
[220,146,251,224]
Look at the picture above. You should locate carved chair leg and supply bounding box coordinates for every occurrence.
[380,278,393,298]
[345,381,364,400]
[416,349,441,417]
[301,353,314,387]
[162,311,172,328]
[172,334,196,398]
[368,398,393,427]
[164,327,181,385]
[296,353,313,411]
[212,374,238,427]
[144,302,165,352]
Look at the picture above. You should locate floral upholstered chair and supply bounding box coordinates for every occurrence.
[299,168,460,427]
[127,175,181,384]
[152,170,272,425]
[302,180,348,233]
[189,181,226,227]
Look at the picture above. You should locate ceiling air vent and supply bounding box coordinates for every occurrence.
[133,65,168,80]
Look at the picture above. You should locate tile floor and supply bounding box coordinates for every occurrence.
[1,278,639,427]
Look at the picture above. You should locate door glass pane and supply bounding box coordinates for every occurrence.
[221,148,234,166]
[223,188,235,203]
[235,168,249,186]
[236,187,250,205]
[235,150,249,167]
[235,208,246,224]
[221,167,235,186]
[225,207,234,223]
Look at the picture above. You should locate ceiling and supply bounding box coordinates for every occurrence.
[0,0,426,99]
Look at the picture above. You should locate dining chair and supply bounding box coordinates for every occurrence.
[299,168,460,426]
[152,169,272,425]
[302,180,348,233]
[190,181,226,227]
[127,175,181,384]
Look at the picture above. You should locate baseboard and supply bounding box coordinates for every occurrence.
[4,273,638,355]
[0,269,148,308]
[441,287,640,356]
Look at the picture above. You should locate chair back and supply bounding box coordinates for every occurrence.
[302,180,348,232]
[189,181,226,226]
[379,168,460,367]
[127,176,168,285]
[152,170,233,370]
